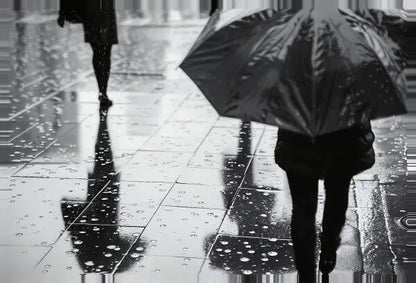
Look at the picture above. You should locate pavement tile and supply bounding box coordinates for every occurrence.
[32,225,143,282]
[139,206,225,258]
[76,181,171,227]
[120,151,193,182]
[189,151,252,171]
[203,234,297,275]
[163,183,235,210]
[242,156,288,190]
[0,245,51,281]
[256,130,278,156]
[177,167,246,187]
[115,255,204,283]
[197,126,263,155]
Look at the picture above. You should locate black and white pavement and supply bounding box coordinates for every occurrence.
[0,10,415,283]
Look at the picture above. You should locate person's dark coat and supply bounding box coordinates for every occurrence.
[81,0,118,45]
[274,122,375,178]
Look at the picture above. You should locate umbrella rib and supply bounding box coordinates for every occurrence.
[336,10,407,118]
[228,13,301,103]
[239,12,313,134]
[242,14,297,66]
[182,8,406,136]
[346,15,407,111]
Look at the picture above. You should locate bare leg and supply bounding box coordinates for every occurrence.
[90,42,113,106]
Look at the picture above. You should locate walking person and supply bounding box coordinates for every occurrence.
[58,0,118,108]
[180,1,407,282]
[275,122,376,281]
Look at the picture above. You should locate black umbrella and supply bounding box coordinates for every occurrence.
[180,7,407,137]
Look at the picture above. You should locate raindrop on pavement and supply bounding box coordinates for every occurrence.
[242,270,253,275]
[130,253,141,259]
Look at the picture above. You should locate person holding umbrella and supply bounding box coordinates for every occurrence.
[275,109,375,280]
[180,0,407,282]
[58,0,118,108]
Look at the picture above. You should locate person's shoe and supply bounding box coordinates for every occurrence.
[298,267,317,283]
[99,94,113,108]
[319,232,341,274]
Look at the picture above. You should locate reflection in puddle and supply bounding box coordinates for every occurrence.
[57,110,147,278]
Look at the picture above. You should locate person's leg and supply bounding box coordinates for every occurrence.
[286,170,319,282]
[322,174,352,237]
[90,42,113,105]
[210,0,219,16]
[319,173,352,273]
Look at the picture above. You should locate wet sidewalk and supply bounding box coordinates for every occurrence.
[0,16,415,283]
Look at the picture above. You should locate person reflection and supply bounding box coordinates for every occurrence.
[221,122,253,216]
[221,122,280,237]
[203,122,294,279]
[15,21,26,82]
[61,109,146,275]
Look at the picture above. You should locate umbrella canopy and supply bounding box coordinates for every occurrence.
[180,8,407,137]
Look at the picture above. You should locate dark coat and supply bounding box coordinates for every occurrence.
[274,122,375,179]
[81,0,118,45]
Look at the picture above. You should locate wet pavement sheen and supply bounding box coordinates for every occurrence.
[1,11,415,283]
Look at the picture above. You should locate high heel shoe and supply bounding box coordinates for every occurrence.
[319,232,341,274]
[99,94,113,108]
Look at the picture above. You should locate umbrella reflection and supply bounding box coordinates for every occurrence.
[15,21,26,87]
[203,122,295,279]
[200,123,371,281]
[61,109,147,277]
[221,122,279,237]
[221,122,253,213]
